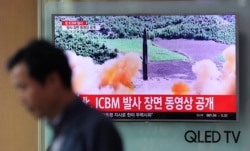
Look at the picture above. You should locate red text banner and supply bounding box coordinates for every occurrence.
[79,95,236,113]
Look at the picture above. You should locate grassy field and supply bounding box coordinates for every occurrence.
[98,38,188,62]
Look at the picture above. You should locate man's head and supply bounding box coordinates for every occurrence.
[7,39,73,118]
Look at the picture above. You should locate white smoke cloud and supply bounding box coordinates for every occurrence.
[64,50,141,94]
[191,45,236,95]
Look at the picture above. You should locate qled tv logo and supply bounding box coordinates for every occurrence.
[184,130,240,143]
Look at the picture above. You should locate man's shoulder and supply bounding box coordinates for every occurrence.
[66,97,112,128]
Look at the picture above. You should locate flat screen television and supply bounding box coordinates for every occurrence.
[52,14,238,121]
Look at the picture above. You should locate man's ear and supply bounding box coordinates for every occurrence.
[45,72,61,88]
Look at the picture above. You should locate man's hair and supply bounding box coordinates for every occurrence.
[7,39,72,88]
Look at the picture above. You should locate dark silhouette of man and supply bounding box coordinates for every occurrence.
[6,39,123,151]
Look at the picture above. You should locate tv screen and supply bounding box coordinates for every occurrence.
[52,14,238,121]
